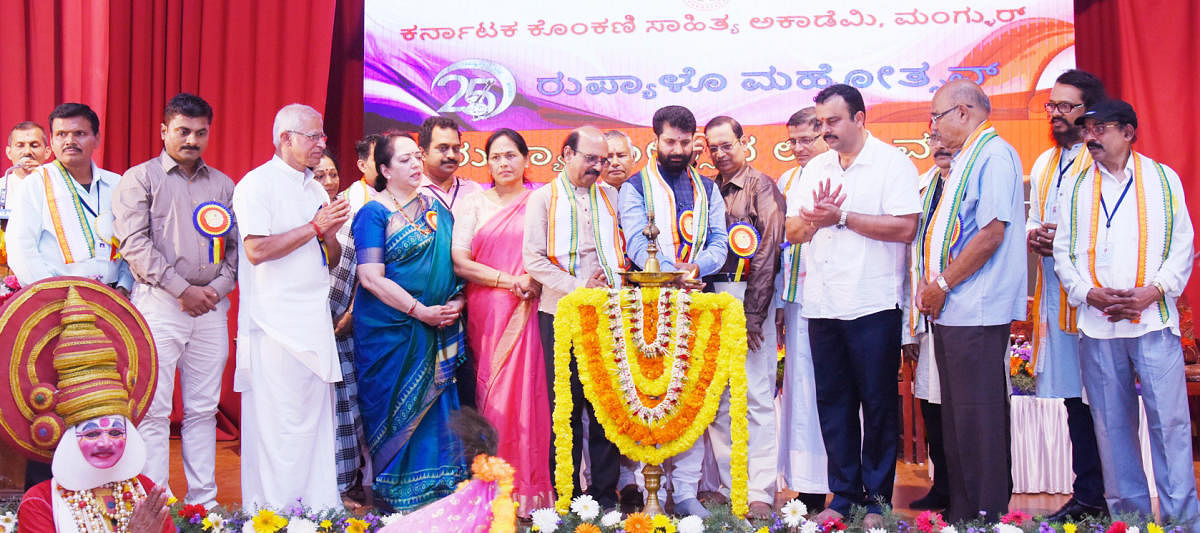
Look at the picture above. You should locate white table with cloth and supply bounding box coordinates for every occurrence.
[1009,395,1156,495]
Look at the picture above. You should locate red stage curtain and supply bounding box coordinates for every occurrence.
[1075,0,1200,304]
[1,0,341,440]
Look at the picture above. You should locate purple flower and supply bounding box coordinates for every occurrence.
[190,516,203,525]
[1039,521,1054,533]
[898,520,911,533]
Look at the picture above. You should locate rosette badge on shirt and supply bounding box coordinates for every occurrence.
[727,222,760,282]
[192,201,233,264]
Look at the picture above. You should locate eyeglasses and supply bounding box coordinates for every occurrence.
[570,149,610,167]
[930,105,963,123]
[1044,101,1085,115]
[708,141,740,154]
[786,136,820,148]
[1080,122,1123,137]
[395,151,425,165]
[288,130,327,143]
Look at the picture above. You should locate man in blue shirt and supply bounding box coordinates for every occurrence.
[617,105,728,517]
[918,79,1027,522]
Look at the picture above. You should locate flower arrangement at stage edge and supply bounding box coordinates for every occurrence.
[0,512,16,533]
[1009,335,1036,395]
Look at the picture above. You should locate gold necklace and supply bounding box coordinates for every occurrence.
[386,190,431,235]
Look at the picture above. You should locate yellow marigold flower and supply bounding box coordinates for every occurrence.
[1064,524,1077,533]
[651,513,675,533]
[756,528,770,533]
[345,518,369,533]
[167,496,179,506]
[201,517,215,531]
[251,510,288,533]
[1147,524,1164,533]
[319,520,332,530]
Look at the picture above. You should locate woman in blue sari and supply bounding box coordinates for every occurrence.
[352,132,469,511]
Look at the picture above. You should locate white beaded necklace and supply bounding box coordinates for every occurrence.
[57,478,145,533]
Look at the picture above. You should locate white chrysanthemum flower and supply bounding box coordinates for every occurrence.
[800,519,820,533]
[995,524,1023,533]
[530,508,560,533]
[380,514,404,526]
[600,510,623,527]
[675,515,704,533]
[781,499,808,527]
[868,528,887,533]
[286,518,318,533]
[942,526,959,533]
[0,513,16,533]
[1127,528,1140,533]
[205,514,227,533]
[570,494,600,521]
[241,519,256,533]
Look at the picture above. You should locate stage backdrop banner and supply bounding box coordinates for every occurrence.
[365,0,1075,181]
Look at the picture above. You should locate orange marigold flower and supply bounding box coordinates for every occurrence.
[624,513,653,533]
[574,524,602,533]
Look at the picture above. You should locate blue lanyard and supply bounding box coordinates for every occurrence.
[1099,175,1134,229]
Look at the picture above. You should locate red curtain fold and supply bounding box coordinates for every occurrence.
[1075,0,1200,306]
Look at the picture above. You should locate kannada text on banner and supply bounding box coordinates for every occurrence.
[364,0,1075,181]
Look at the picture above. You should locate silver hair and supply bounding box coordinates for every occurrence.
[604,129,633,150]
[272,103,321,148]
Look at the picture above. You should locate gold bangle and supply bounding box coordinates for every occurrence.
[495,271,502,287]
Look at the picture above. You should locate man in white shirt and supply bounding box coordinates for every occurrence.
[419,116,482,211]
[1025,69,1109,522]
[918,80,1027,521]
[2,121,51,276]
[7,103,133,291]
[776,106,830,514]
[784,84,920,527]
[231,103,349,511]
[1053,99,1199,531]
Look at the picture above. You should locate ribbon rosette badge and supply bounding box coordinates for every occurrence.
[677,209,695,257]
[193,202,233,264]
[425,210,438,231]
[727,222,760,282]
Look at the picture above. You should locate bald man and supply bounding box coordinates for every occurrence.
[523,126,626,510]
[918,79,1026,520]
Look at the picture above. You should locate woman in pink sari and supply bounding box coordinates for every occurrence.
[450,128,552,514]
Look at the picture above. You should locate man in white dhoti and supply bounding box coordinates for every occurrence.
[1053,99,1199,532]
[776,107,830,514]
[232,103,350,511]
[7,103,133,291]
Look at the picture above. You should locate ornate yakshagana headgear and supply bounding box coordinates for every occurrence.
[0,278,156,461]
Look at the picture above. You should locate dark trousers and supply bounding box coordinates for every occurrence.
[539,311,619,508]
[809,308,902,515]
[1065,396,1105,506]
[920,400,950,500]
[933,323,1012,522]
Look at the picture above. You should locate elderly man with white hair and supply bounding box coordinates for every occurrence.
[231,103,350,510]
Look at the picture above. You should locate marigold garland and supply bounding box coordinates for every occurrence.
[553,288,749,517]
[471,454,516,533]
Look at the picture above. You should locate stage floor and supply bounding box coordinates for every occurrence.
[165,439,1197,517]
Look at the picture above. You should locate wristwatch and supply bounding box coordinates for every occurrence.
[835,209,848,229]
[935,275,951,293]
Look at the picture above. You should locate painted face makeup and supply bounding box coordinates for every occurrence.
[75,416,127,469]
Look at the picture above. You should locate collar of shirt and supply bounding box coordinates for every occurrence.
[158,150,209,180]
[267,154,313,183]
[717,163,751,190]
[1096,153,1136,184]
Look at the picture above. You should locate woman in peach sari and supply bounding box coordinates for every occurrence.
[450,129,551,514]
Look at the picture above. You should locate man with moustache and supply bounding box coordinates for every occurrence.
[692,115,785,519]
[918,79,1026,521]
[524,126,626,510]
[1026,69,1109,521]
[1,121,51,275]
[784,85,919,526]
[902,135,955,511]
[112,93,236,510]
[232,103,349,510]
[7,103,134,291]
[775,107,830,513]
[419,117,482,211]
[1053,100,1199,531]
[602,130,637,190]
[618,105,729,518]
